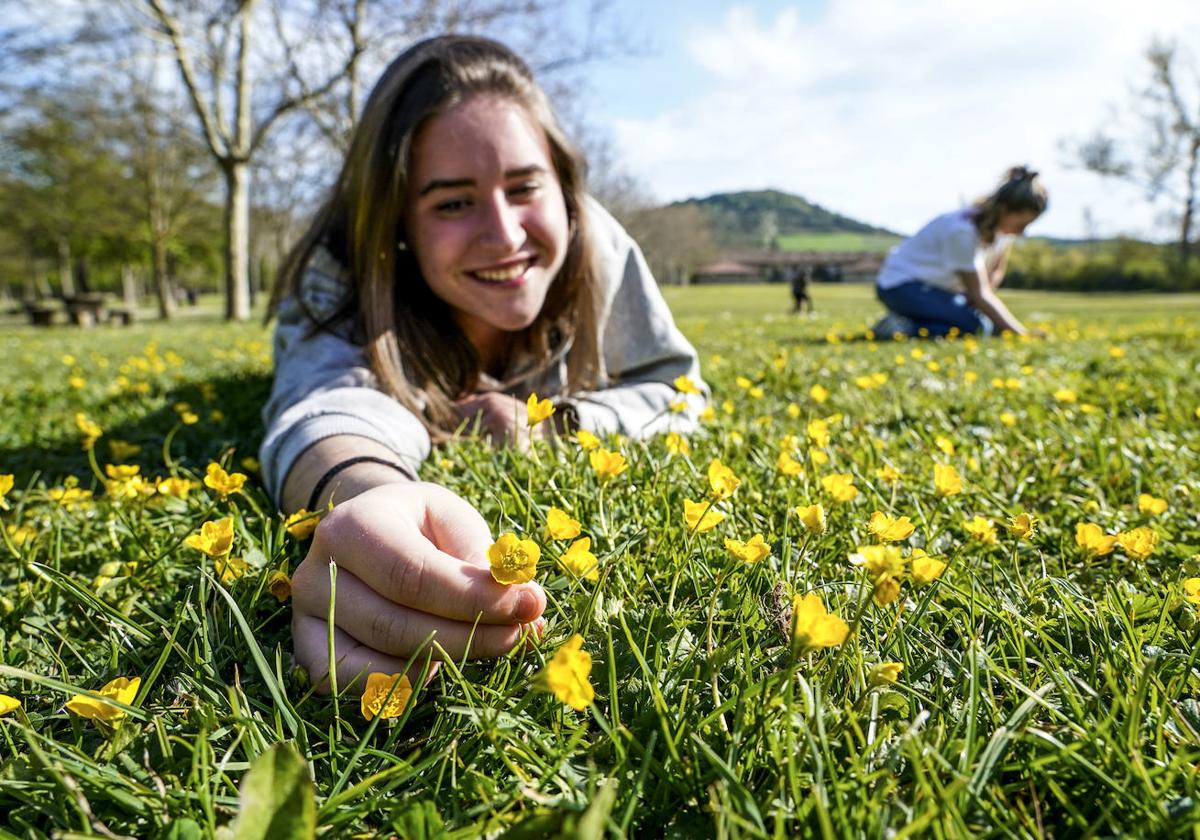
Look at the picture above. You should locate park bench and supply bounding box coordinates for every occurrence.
[22,300,60,327]
[63,292,108,327]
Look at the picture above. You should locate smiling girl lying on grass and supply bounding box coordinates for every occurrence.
[260,35,708,692]
[871,166,1048,339]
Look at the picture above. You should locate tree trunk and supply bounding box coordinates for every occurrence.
[1179,136,1199,271]
[122,265,139,308]
[57,236,76,297]
[223,159,252,321]
[151,236,176,320]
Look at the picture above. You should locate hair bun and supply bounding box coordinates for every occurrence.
[1007,165,1038,182]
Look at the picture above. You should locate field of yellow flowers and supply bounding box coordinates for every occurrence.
[1,284,1199,837]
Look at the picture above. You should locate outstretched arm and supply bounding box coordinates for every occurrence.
[960,268,1026,335]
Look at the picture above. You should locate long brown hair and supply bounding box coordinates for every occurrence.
[270,36,601,439]
[971,165,1049,244]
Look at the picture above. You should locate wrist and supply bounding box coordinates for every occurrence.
[308,456,414,511]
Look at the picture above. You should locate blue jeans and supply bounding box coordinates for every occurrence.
[876,281,993,337]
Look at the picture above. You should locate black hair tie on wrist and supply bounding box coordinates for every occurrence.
[307,456,410,512]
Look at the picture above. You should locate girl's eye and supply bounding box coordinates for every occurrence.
[510,181,540,200]
[435,198,470,214]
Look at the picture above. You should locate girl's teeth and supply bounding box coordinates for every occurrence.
[474,262,528,282]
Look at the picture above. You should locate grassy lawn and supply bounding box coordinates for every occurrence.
[1,285,1199,837]
[774,232,902,253]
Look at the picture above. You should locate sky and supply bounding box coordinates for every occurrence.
[580,0,1200,239]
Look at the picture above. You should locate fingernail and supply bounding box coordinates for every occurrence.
[517,589,541,621]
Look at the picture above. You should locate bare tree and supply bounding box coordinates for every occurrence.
[623,203,719,286]
[1070,40,1200,268]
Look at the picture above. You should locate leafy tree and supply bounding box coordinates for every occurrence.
[1071,41,1200,274]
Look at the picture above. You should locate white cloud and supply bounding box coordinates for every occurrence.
[611,0,1200,238]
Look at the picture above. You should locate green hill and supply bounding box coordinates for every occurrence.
[671,189,899,251]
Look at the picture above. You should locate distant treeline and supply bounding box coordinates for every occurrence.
[1007,238,1200,292]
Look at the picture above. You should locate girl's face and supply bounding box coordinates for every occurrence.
[405,95,570,363]
[996,209,1039,236]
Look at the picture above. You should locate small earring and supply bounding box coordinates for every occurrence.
[397,240,408,252]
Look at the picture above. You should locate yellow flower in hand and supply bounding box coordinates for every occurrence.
[488,532,540,585]
[792,592,850,652]
[544,634,594,711]
[66,676,140,722]
[360,672,413,721]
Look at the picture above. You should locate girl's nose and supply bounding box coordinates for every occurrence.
[478,195,524,251]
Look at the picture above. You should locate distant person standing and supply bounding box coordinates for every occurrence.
[790,266,813,314]
[871,166,1047,338]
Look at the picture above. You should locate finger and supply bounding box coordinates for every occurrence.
[293,567,537,660]
[313,487,546,624]
[293,613,440,695]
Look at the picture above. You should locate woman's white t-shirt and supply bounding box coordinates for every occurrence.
[876,209,1011,293]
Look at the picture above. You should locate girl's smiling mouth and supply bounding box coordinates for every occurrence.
[469,257,536,284]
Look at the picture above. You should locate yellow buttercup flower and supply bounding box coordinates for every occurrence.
[707,458,741,500]
[791,592,850,652]
[526,392,555,426]
[108,439,142,460]
[869,662,904,686]
[1006,512,1037,540]
[683,498,725,533]
[664,432,690,456]
[203,463,246,498]
[999,411,1018,427]
[1183,578,1200,608]
[544,634,594,711]
[867,512,915,542]
[910,548,946,585]
[360,672,413,721]
[809,383,829,403]
[589,448,628,481]
[0,474,12,507]
[964,516,998,545]
[933,463,963,497]
[673,374,701,395]
[854,544,905,581]
[157,477,195,499]
[106,463,141,480]
[545,507,582,540]
[875,464,902,483]
[559,537,599,582]
[1054,388,1077,403]
[1075,522,1116,558]
[66,676,140,722]
[934,436,955,456]
[488,533,540,585]
[806,419,830,448]
[821,473,858,503]
[267,570,292,602]
[795,503,826,535]
[1137,494,1168,515]
[214,555,251,584]
[776,451,804,476]
[724,534,770,564]
[75,412,103,449]
[1117,527,1158,560]
[284,509,320,539]
[575,429,601,451]
[0,695,21,716]
[185,518,235,557]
